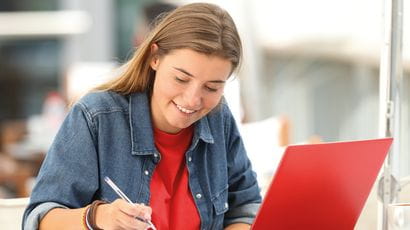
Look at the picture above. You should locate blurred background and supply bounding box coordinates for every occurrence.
[0,0,409,227]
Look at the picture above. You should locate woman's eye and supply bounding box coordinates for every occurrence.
[175,77,188,83]
[205,86,218,92]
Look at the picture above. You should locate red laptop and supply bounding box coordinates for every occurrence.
[251,138,393,230]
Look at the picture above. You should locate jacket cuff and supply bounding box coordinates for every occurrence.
[224,202,260,226]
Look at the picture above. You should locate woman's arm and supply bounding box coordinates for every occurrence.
[39,200,152,230]
[23,103,99,229]
[223,104,262,226]
[39,207,86,230]
[225,223,251,230]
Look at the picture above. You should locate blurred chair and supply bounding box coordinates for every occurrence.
[0,197,29,229]
[0,154,33,198]
[0,121,44,198]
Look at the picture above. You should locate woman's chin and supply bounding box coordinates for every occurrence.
[169,120,194,131]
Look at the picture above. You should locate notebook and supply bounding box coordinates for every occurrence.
[251,137,393,230]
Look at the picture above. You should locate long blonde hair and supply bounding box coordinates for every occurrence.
[96,3,242,95]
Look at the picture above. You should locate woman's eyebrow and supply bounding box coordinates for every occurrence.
[173,67,194,77]
[173,67,226,84]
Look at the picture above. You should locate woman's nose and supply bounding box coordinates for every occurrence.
[184,85,202,108]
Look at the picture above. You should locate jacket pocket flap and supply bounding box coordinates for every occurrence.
[211,185,229,215]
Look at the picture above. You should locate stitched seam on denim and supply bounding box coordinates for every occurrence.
[137,157,149,204]
[132,151,157,155]
[211,184,229,201]
[90,109,126,118]
[107,91,128,109]
[224,203,260,224]
[128,94,135,155]
[225,203,260,217]
[78,102,98,142]
[223,104,231,150]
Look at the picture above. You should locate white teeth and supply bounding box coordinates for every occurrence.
[176,104,196,114]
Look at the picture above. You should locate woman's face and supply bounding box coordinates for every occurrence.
[150,48,232,133]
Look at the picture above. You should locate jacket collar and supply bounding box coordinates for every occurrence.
[129,92,214,156]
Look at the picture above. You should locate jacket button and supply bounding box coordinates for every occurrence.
[144,170,149,175]
[195,193,202,199]
[153,153,158,158]
[188,157,192,162]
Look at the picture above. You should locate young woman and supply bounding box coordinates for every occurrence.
[23,3,261,230]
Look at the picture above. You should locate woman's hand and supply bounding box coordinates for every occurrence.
[95,199,153,230]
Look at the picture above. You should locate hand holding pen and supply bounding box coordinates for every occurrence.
[95,176,156,230]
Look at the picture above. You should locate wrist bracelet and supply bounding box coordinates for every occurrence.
[87,200,108,230]
[82,205,91,230]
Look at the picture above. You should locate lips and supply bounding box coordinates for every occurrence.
[175,103,197,114]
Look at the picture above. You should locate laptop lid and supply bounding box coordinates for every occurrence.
[251,138,393,230]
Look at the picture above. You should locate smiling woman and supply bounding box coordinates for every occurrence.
[23,3,261,230]
[150,48,232,133]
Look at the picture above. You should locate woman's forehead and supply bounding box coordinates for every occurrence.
[162,50,232,81]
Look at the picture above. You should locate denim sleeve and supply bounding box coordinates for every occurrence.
[223,106,262,227]
[22,102,99,228]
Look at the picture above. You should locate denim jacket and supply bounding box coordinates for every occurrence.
[23,91,261,230]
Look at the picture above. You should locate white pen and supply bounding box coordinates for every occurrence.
[104,176,157,230]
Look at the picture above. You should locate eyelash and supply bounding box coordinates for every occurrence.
[175,77,187,83]
[174,77,218,92]
[205,86,218,92]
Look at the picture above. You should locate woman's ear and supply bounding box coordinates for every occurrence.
[150,43,160,70]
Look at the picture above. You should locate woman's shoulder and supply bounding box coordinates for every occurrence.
[204,98,237,133]
[75,90,129,115]
[208,98,233,120]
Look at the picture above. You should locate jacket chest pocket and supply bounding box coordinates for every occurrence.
[210,185,229,229]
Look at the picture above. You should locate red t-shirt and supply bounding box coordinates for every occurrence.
[150,126,201,230]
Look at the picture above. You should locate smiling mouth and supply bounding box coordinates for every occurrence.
[175,103,197,114]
